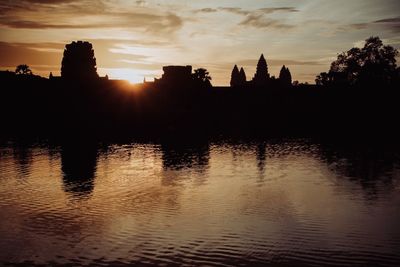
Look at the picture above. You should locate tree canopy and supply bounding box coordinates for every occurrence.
[15,64,32,75]
[192,68,212,87]
[316,36,398,86]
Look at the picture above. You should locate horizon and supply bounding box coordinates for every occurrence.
[0,0,399,85]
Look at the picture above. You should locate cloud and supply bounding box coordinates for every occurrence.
[0,13,182,33]
[374,17,400,23]
[373,16,400,33]
[217,6,297,30]
[258,7,299,14]
[219,7,250,16]
[0,0,92,15]
[239,14,295,30]
[219,6,298,15]
[135,0,146,6]
[333,23,369,34]
[0,0,183,34]
[333,16,400,35]
[0,19,101,29]
[85,38,174,48]
[23,0,78,3]
[347,23,369,30]
[0,42,62,73]
[194,6,298,16]
[117,60,161,71]
[194,8,218,13]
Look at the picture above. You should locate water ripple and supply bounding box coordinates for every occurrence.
[0,140,399,266]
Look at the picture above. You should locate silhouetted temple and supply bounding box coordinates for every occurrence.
[61,41,98,81]
[239,67,246,84]
[230,54,292,88]
[252,54,270,86]
[279,65,292,86]
[230,65,240,87]
[156,65,192,85]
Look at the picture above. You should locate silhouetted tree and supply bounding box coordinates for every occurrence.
[396,67,400,85]
[15,64,32,75]
[252,54,270,86]
[239,67,247,85]
[279,65,292,86]
[230,65,240,87]
[192,68,212,87]
[316,36,398,86]
[315,72,332,86]
[61,41,98,81]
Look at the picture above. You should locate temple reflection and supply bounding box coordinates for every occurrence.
[13,142,32,178]
[161,141,210,171]
[60,142,98,198]
[160,141,210,186]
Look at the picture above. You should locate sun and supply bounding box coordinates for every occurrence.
[100,68,142,84]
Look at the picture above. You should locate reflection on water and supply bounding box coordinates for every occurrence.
[321,143,399,200]
[161,141,210,171]
[13,143,33,178]
[61,142,98,198]
[0,139,399,266]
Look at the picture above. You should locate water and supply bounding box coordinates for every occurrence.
[0,139,399,266]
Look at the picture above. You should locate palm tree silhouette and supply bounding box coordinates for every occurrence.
[15,64,32,75]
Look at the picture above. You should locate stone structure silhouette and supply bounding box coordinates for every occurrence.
[279,65,292,86]
[239,67,246,85]
[252,54,270,86]
[230,65,240,87]
[158,65,192,85]
[230,65,247,87]
[61,41,98,80]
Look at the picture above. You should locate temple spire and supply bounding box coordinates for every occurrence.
[252,54,270,86]
[239,67,246,85]
[230,64,240,87]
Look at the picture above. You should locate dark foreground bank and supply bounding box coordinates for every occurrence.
[1,73,399,142]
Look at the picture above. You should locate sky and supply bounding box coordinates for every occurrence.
[0,0,399,85]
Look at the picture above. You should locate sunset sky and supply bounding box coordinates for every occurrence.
[0,0,399,85]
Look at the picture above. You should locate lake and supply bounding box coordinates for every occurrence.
[0,139,399,266]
